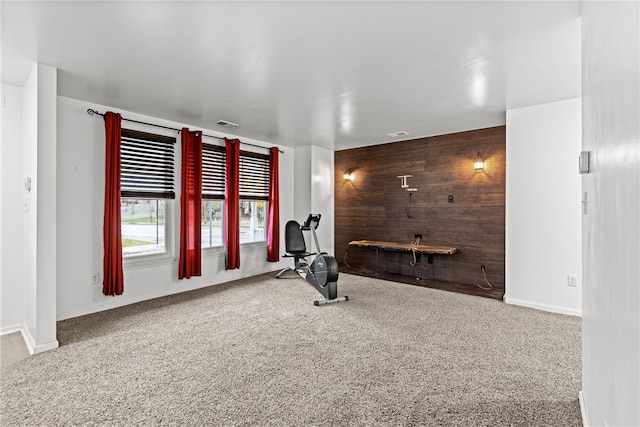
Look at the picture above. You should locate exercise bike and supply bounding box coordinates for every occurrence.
[275,214,349,306]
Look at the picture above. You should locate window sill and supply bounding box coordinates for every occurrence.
[123,242,267,269]
[241,241,268,251]
[202,241,267,253]
[124,253,175,270]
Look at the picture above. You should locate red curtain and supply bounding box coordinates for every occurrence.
[224,138,241,270]
[178,128,203,279]
[266,147,280,262]
[103,112,124,296]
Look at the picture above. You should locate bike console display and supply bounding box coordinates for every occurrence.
[301,214,321,230]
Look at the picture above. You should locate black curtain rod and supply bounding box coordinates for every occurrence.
[87,108,284,153]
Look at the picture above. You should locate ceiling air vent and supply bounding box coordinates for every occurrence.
[386,131,409,138]
[215,120,239,129]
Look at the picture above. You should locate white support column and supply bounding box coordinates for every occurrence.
[292,145,335,253]
[22,63,59,354]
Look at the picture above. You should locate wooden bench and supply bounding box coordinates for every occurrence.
[347,240,458,279]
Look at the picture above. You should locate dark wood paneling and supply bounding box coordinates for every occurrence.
[335,126,505,296]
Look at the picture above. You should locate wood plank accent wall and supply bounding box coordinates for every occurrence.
[334,126,506,292]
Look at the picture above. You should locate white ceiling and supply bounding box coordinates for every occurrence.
[1,1,582,151]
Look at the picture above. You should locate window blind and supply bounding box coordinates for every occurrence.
[240,151,269,200]
[120,129,176,199]
[202,146,270,200]
[202,144,225,200]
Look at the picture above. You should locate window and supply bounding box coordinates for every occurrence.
[239,151,270,244]
[200,144,270,247]
[239,200,267,244]
[121,199,166,256]
[120,129,175,257]
[202,200,223,248]
[115,127,271,256]
[202,144,224,248]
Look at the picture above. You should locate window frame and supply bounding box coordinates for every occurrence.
[120,128,177,263]
[200,144,271,248]
[239,150,270,244]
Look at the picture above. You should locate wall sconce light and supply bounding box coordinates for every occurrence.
[473,153,484,172]
[343,172,354,181]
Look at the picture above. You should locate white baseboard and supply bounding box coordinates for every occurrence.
[20,325,35,355]
[0,323,23,335]
[504,296,582,317]
[579,390,589,427]
[20,324,59,355]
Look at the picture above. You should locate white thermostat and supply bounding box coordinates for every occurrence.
[579,151,590,174]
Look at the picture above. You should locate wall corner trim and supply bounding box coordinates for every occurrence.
[21,323,59,355]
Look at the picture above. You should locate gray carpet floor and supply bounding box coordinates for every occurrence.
[0,273,582,426]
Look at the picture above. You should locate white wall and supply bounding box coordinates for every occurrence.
[581,2,639,426]
[505,98,582,316]
[310,146,335,253]
[55,96,293,320]
[1,69,297,335]
[0,84,25,333]
[293,146,312,222]
[291,145,335,253]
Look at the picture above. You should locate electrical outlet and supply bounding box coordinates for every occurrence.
[414,234,422,239]
[567,275,577,287]
[448,195,454,203]
[481,265,486,271]
[92,273,100,285]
